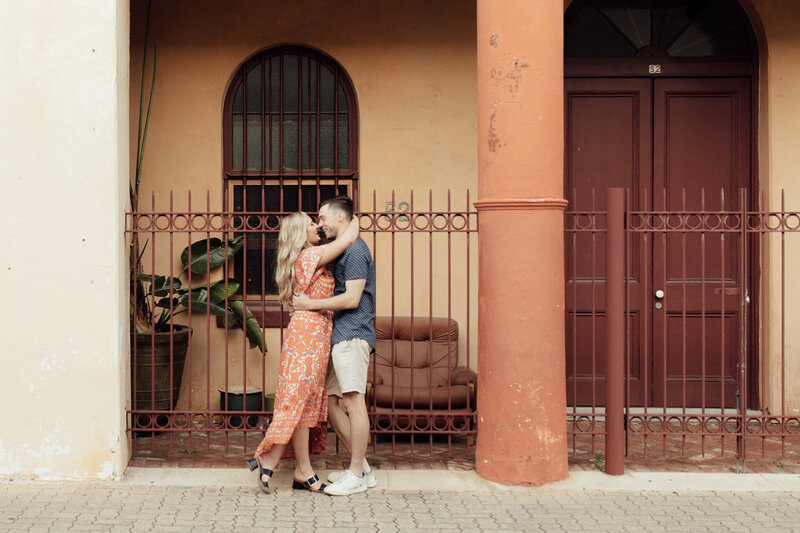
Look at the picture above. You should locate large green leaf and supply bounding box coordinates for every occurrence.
[193,279,240,306]
[229,301,266,353]
[180,236,244,274]
[136,274,182,297]
[155,296,180,309]
[179,288,227,317]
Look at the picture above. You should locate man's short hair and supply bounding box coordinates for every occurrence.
[320,195,354,220]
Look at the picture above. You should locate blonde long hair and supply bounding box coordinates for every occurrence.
[275,212,311,308]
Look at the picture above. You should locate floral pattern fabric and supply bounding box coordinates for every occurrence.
[254,245,334,459]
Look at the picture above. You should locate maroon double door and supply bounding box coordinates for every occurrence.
[566,76,753,408]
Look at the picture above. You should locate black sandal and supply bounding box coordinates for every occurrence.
[247,458,273,494]
[292,474,327,493]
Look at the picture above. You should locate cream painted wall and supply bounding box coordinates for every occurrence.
[129,0,478,407]
[0,1,130,479]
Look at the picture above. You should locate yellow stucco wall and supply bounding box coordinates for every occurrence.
[0,0,130,479]
[746,0,800,416]
[129,0,478,408]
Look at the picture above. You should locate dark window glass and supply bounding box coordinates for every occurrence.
[565,0,753,58]
[232,185,339,296]
[224,45,357,296]
[565,4,638,57]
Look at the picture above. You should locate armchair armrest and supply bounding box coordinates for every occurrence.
[367,373,384,386]
[449,366,477,387]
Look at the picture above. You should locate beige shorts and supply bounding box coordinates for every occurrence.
[327,338,371,397]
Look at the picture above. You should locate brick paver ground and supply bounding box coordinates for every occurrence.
[1,482,799,532]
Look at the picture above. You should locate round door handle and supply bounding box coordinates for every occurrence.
[654,290,665,299]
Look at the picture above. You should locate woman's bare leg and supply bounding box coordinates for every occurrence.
[291,428,323,490]
[256,443,286,483]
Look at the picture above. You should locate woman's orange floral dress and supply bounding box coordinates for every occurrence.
[254,245,333,459]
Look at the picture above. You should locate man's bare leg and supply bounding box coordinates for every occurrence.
[329,395,371,473]
[340,391,369,477]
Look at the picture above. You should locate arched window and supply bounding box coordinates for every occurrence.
[565,0,756,58]
[223,45,358,297]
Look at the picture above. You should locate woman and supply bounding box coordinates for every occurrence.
[246,211,359,493]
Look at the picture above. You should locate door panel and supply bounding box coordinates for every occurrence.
[651,78,751,407]
[565,78,651,406]
[565,76,751,408]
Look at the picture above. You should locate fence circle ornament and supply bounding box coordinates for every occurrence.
[575,416,593,433]
[245,215,261,231]
[765,418,781,435]
[786,418,800,434]
[765,213,783,231]
[723,214,741,230]
[173,414,189,429]
[575,214,596,230]
[705,214,722,230]
[628,214,644,230]
[154,414,170,430]
[135,215,153,231]
[627,416,643,432]
[431,416,450,432]
[172,214,189,231]
[394,415,413,432]
[452,416,471,432]
[666,214,683,230]
[724,417,741,433]
[412,214,430,231]
[209,214,226,231]
[155,215,173,231]
[784,213,800,231]
[666,417,683,433]
[686,417,701,433]
[191,214,209,231]
[647,417,663,433]
[394,213,411,231]
[413,415,432,432]
[686,214,703,230]
[227,414,244,430]
[704,417,721,433]
[192,413,208,429]
[746,418,762,434]
[746,214,761,230]
[432,214,449,231]
[375,213,393,231]
[264,214,280,230]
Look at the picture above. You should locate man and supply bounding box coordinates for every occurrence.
[293,195,376,496]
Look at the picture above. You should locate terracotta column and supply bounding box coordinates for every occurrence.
[474,0,567,485]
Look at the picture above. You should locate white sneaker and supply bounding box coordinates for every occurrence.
[328,468,377,488]
[323,469,368,496]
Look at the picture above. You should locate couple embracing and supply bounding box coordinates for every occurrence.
[246,196,376,496]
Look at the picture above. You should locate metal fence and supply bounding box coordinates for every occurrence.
[125,189,477,457]
[567,188,800,471]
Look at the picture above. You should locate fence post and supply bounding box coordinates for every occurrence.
[605,188,625,475]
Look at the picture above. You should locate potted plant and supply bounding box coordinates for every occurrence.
[132,236,265,415]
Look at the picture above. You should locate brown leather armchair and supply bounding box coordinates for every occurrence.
[368,316,477,431]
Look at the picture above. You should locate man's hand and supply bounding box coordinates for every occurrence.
[293,293,313,311]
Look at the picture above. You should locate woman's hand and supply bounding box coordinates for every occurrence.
[293,293,313,311]
[343,214,359,241]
